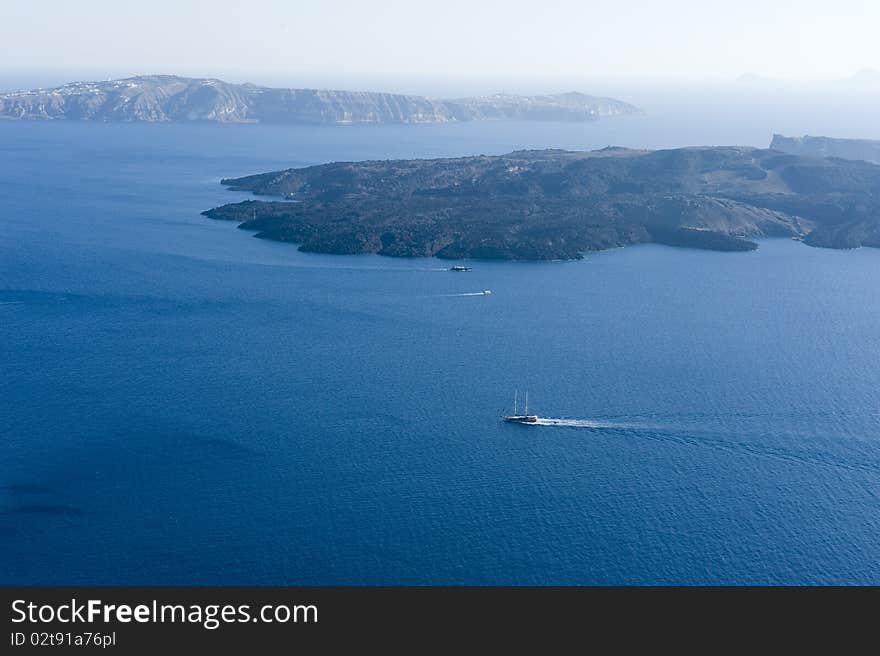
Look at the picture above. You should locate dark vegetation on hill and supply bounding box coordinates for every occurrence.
[203,146,880,259]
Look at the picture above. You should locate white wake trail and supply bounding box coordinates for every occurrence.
[438,291,494,297]
[531,418,628,429]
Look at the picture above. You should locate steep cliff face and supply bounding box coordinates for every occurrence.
[771,134,880,165]
[0,76,640,124]
[444,92,640,121]
[0,77,253,122]
[247,87,453,124]
[202,146,880,259]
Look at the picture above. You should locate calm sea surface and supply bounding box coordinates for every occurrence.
[2,120,880,584]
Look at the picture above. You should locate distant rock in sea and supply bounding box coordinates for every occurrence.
[770,134,880,165]
[841,68,880,87]
[769,134,880,249]
[0,75,641,125]
[202,145,880,259]
[736,68,880,89]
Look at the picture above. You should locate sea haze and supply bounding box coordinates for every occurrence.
[2,117,880,584]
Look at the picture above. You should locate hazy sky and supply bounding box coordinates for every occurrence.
[3,0,879,80]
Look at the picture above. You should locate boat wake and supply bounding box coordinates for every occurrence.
[532,418,622,428]
[439,291,493,297]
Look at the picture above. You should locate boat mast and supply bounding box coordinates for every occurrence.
[525,391,529,415]
[514,389,518,415]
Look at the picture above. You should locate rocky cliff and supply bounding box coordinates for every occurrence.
[0,75,640,124]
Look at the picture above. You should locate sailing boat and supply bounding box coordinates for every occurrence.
[503,390,539,424]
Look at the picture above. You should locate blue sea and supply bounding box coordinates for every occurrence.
[2,118,880,585]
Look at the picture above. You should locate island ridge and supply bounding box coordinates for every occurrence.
[203,145,880,259]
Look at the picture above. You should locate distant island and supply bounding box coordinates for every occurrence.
[0,75,640,124]
[771,134,880,165]
[202,146,880,259]
[737,68,880,89]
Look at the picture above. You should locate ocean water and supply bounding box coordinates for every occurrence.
[2,119,880,585]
